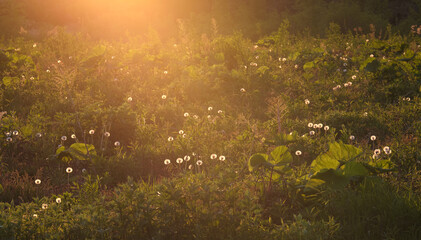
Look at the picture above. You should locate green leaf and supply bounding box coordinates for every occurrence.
[325,141,363,163]
[248,153,268,172]
[312,169,350,189]
[303,61,314,70]
[270,146,292,165]
[310,153,339,174]
[341,161,369,177]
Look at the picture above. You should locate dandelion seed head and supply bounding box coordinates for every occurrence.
[13,130,18,136]
[282,58,287,62]
[6,137,12,142]
[309,130,315,136]
[208,107,213,111]
[57,60,62,64]
[168,136,174,142]
[36,132,42,138]
[295,150,302,156]
[308,123,314,128]
[383,146,390,152]
[33,43,37,48]
[193,115,199,119]
[164,159,171,165]
[104,132,110,137]
[304,99,310,105]
[219,155,226,161]
[66,167,73,173]
[35,179,41,185]
[324,126,329,131]
[184,155,191,161]
[56,198,61,204]
[210,154,217,159]
[176,158,183,164]
[61,136,67,141]
[114,141,120,147]
[178,130,184,135]
[352,75,357,80]
[89,130,95,135]
[33,214,38,218]
[218,110,223,114]
[184,112,189,117]
[188,164,193,169]
[42,204,48,210]
[372,154,379,159]
[349,135,355,141]
[71,134,76,139]
[374,149,381,155]
[163,71,168,75]
[370,135,376,141]
[240,88,246,93]
[127,97,133,102]
[196,160,203,166]
[82,168,87,173]
[161,95,167,99]
[370,54,374,58]
[182,134,187,138]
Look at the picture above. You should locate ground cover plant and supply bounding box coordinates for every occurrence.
[0,2,421,239]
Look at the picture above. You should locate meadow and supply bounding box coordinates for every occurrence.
[0,21,420,239]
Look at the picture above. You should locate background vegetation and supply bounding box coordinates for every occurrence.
[0,0,421,239]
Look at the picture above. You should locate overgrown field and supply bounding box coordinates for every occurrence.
[0,23,421,239]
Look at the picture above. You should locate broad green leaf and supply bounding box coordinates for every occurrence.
[270,146,292,165]
[341,161,369,177]
[56,146,66,155]
[310,154,339,174]
[312,169,349,189]
[325,141,363,163]
[248,153,268,172]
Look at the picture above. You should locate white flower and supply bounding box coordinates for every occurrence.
[182,134,187,138]
[219,155,226,161]
[308,123,313,128]
[104,132,110,137]
[349,135,355,141]
[36,133,42,138]
[161,95,167,99]
[61,136,67,141]
[370,135,376,141]
[114,141,120,147]
[164,159,171,165]
[304,99,310,105]
[210,154,217,159]
[218,110,223,114]
[66,167,73,173]
[184,155,191,161]
[42,204,48,210]
[309,131,315,136]
[374,149,381,155]
[12,130,18,136]
[383,146,390,153]
[188,164,193,169]
[5,137,12,142]
[35,179,41,185]
[196,160,203,166]
[347,81,352,86]
[127,97,133,102]
[324,126,329,131]
[208,107,213,111]
[370,54,374,58]
[352,75,357,80]
[282,58,287,62]
[344,83,349,87]
[295,150,302,156]
[178,130,184,135]
[372,154,379,159]
[56,198,61,204]
[318,123,323,128]
[168,136,174,142]
[240,88,246,93]
[184,112,189,117]
[71,134,76,139]
[89,129,95,135]
[176,158,183,164]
